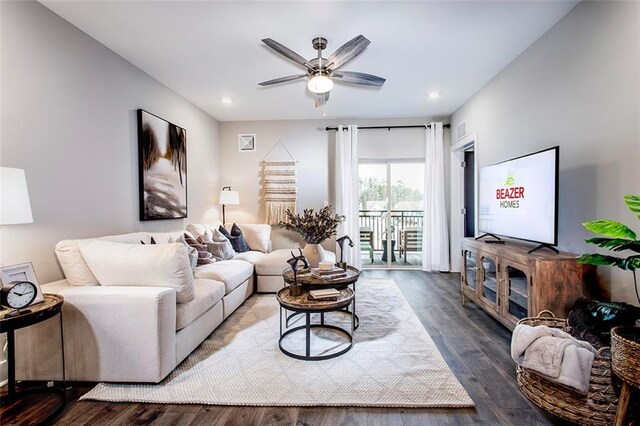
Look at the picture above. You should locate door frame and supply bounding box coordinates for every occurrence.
[450,132,478,273]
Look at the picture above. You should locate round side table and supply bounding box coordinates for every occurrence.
[0,294,67,424]
[282,266,361,329]
[277,287,355,361]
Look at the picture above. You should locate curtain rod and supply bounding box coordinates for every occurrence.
[324,124,450,131]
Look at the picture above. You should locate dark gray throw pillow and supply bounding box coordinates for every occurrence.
[219,224,250,253]
[230,223,251,250]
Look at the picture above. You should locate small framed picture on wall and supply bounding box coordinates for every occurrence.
[238,134,256,152]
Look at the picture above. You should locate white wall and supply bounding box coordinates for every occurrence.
[0,1,221,284]
[218,117,447,250]
[450,1,640,303]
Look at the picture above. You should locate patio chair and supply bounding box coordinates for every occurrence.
[360,227,374,263]
[399,226,423,263]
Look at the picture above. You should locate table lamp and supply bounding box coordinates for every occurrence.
[219,186,239,225]
[1,168,33,226]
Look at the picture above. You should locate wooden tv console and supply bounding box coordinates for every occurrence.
[460,238,596,330]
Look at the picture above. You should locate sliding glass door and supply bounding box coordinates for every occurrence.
[358,161,425,269]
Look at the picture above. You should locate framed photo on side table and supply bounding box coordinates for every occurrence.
[0,262,45,306]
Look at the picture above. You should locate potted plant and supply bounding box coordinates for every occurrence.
[577,193,640,306]
[279,206,345,267]
[577,193,640,394]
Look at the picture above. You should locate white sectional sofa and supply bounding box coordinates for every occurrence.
[16,223,332,383]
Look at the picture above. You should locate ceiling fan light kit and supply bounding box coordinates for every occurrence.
[259,35,385,107]
[307,75,333,94]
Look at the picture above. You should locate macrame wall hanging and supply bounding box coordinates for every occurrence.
[262,141,297,225]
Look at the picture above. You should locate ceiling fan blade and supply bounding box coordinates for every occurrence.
[314,91,330,108]
[259,74,307,86]
[262,38,312,70]
[327,35,371,70]
[333,71,386,86]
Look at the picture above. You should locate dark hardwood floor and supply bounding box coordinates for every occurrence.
[1,270,568,425]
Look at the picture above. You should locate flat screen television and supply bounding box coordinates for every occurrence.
[478,146,559,247]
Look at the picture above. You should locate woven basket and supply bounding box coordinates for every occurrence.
[516,311,618,426]
[611,326,640,389]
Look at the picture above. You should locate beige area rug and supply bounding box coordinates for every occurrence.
[81,279,474,408]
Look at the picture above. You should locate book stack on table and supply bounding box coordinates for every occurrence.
[311,267,347,280]
[308,288,341,301]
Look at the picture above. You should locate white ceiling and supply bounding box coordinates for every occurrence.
[41,1,578,122]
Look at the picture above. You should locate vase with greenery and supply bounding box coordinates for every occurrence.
[279,206,345,267]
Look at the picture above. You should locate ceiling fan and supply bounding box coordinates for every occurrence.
[259,35,386,107]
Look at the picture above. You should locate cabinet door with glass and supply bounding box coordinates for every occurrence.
[479,255,499,314]
[461,249,479,301]
[500,260,532,323]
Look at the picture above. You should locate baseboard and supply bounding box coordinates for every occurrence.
[0,359,7,387]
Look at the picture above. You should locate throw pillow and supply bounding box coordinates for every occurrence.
[168,235,198,270]
[232,224,271,253]
[78,240,194,303]
[184,233,215,266]
[211,228,230,243]
[230,223,250,252]
[219,224,250,253]
[140,236,157,245]
[196,232,214,244]
[207,240,236,261]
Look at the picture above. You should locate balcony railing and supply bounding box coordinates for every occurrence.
[359,210,423,251]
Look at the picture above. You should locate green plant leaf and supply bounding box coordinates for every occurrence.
[586,301,630,322]
[583,220,637,239]
[585,237,640,253]
[622,255,640,271]
[577,253,627,267]
[624,194,640,219]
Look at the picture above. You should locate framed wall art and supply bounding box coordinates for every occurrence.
[238,134,256,152]
[138,109,187,221]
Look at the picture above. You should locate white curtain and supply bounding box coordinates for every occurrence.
[422,122,450,272]
[335,125,362,269]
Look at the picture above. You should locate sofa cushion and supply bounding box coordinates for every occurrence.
[55,232,149,286]
[193,260,253,295]
[168,234,198,270]
[176,279,225,330]
[255,249,337,276]
[233,224,271,253]
[254,249,296,276]
[233,250,266,265]
[78,240,195,303]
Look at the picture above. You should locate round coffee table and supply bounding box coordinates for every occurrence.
[282,266,361,329]
[277,287,355,361]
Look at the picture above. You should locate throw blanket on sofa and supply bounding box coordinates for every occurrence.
[511,324,596,393]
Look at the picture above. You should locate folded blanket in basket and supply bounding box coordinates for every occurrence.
[511,324,596,394]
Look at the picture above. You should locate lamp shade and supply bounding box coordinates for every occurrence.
[219,189,239,205]
[0,167,34,225]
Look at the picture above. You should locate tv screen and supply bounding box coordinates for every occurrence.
[478,147,558,245]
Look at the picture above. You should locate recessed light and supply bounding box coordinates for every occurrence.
[221,97,233,104]
[428,91,440,99]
